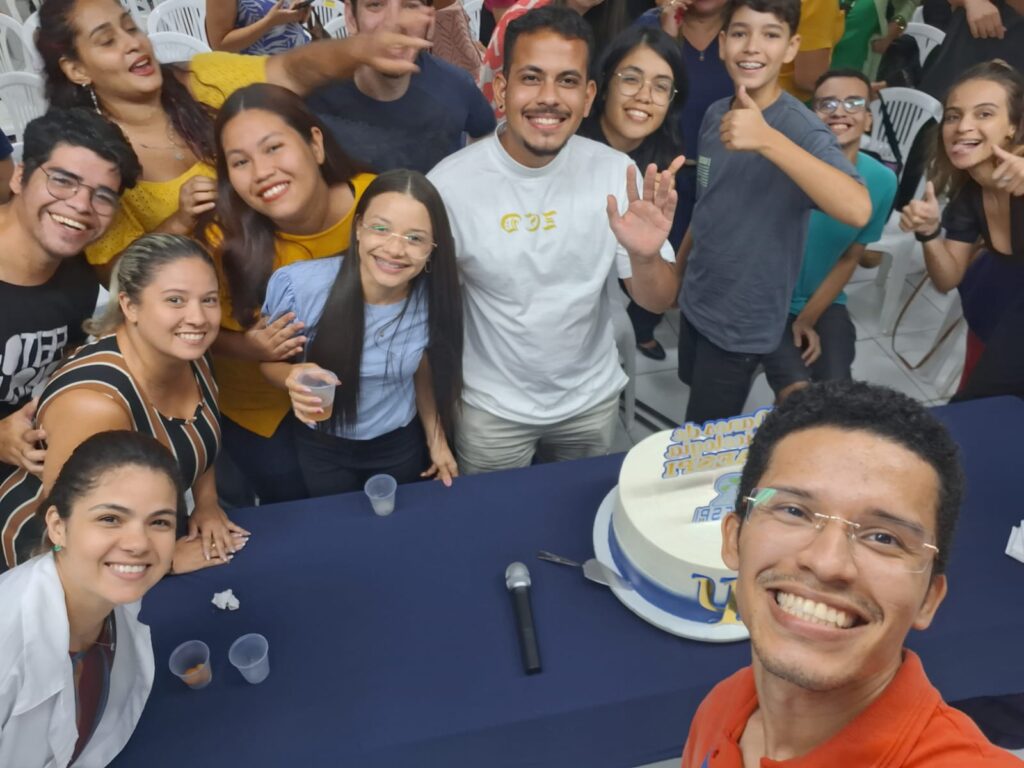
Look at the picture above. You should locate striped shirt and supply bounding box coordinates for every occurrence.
[0,335,220,571]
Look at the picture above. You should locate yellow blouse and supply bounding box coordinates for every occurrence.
[84,52,268,266]
[212,172,376,437]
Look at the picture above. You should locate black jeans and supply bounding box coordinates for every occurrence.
[618,279,662,344]
[677,312,762,425]
[292,419,428,498]
[218,413,309,506]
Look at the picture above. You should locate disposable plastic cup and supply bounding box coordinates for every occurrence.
[297,369,337,422]
[169,640,212,689]
[228,633,270,684]
[364,474,397,516]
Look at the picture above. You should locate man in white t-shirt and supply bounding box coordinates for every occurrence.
[428,5,679,474]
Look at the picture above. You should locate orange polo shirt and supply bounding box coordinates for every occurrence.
[681,651,1021,767]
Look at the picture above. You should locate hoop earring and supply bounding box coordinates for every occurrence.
[423,259,431,274]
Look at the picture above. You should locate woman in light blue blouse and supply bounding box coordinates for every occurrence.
[206,0,311,56]
[260,170,463,496]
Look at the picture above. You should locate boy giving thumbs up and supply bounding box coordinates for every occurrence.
[675,0,871,425]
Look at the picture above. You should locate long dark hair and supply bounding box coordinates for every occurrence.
[930,59,1024,198]
[308,170,463,444]
[581,0,629,60]
[207,83,364,327]
[37,0,217,164]
[580,26,686,170]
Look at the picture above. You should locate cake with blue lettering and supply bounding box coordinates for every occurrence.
[608,412,769,626]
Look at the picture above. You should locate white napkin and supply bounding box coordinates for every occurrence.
[211,588,240,611]
[1006,523,1024,564]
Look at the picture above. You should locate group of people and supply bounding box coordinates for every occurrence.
[0,0,1022,761]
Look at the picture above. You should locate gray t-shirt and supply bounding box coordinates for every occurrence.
[680,91,861,354]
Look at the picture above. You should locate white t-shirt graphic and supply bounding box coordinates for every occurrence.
[429,133,674,424]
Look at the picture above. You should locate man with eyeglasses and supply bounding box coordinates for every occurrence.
[0,108,139,480]
[681,380,1022,767]
[761,69,898,403]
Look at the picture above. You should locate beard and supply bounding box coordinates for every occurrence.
[521,136,569,158]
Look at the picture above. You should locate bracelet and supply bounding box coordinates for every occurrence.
[893,13,907,31]
[916,226,942,243]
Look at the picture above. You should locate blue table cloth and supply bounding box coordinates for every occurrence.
[113,397,1024,767]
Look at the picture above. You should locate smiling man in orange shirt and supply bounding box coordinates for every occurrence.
[682,380,1023,767]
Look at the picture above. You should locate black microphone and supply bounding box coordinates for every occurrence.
[505,562,542,675]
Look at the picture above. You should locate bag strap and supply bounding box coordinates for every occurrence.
[876,92,904,169]
[890,272,963,370]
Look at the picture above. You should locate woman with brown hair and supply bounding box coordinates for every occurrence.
[203,83,375,503]
[0,234,247,574]
[900,60,1024,396]
[35,0,428,283]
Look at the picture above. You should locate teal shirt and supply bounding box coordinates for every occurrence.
[790,152,897,316]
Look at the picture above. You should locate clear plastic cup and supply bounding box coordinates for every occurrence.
[364,474,397,516]
[169,640,213,689]
[297,369,337,422]
[228,633,270,684]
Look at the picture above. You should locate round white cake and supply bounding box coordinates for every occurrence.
[609,430,743,624]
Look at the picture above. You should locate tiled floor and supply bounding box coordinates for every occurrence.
[623,270,1024,768]
[613,266,967,451]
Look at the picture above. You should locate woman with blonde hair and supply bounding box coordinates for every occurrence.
[0,234,247,574]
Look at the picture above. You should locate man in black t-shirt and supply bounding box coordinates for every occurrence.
[305,0,496,173]
[0,109,139,478]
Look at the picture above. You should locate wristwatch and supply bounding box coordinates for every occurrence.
[893,13,908,32]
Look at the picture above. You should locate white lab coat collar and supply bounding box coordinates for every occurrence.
[2,553,154,768]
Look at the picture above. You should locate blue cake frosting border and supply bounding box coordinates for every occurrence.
[607,515,737,625]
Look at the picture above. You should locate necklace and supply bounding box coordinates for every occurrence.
[137,140,187,162]
[136,124,187,162]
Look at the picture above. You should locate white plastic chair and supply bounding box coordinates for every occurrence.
[150,30,211,62]
[19,11,40,72]
[147,0,207,46]
[120,0,153,26]
[323,15,347,38]
[0,71,46,141]
[862,87,943,335]
[461,0,482,42]
[0,14,29,74]
[605,271,636,429]
[2,0,25,21]
[904,22,944,66]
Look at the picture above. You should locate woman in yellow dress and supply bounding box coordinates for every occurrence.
[200,83,375,503]
[36,0,428,283]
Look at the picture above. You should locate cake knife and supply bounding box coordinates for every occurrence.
[536,551,634,591]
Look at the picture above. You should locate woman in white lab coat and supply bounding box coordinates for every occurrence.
[0,431,184,767]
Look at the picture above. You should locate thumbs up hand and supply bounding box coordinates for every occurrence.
[992,144,1024,196]
[899,181,941,235]
[720,85,772,152]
